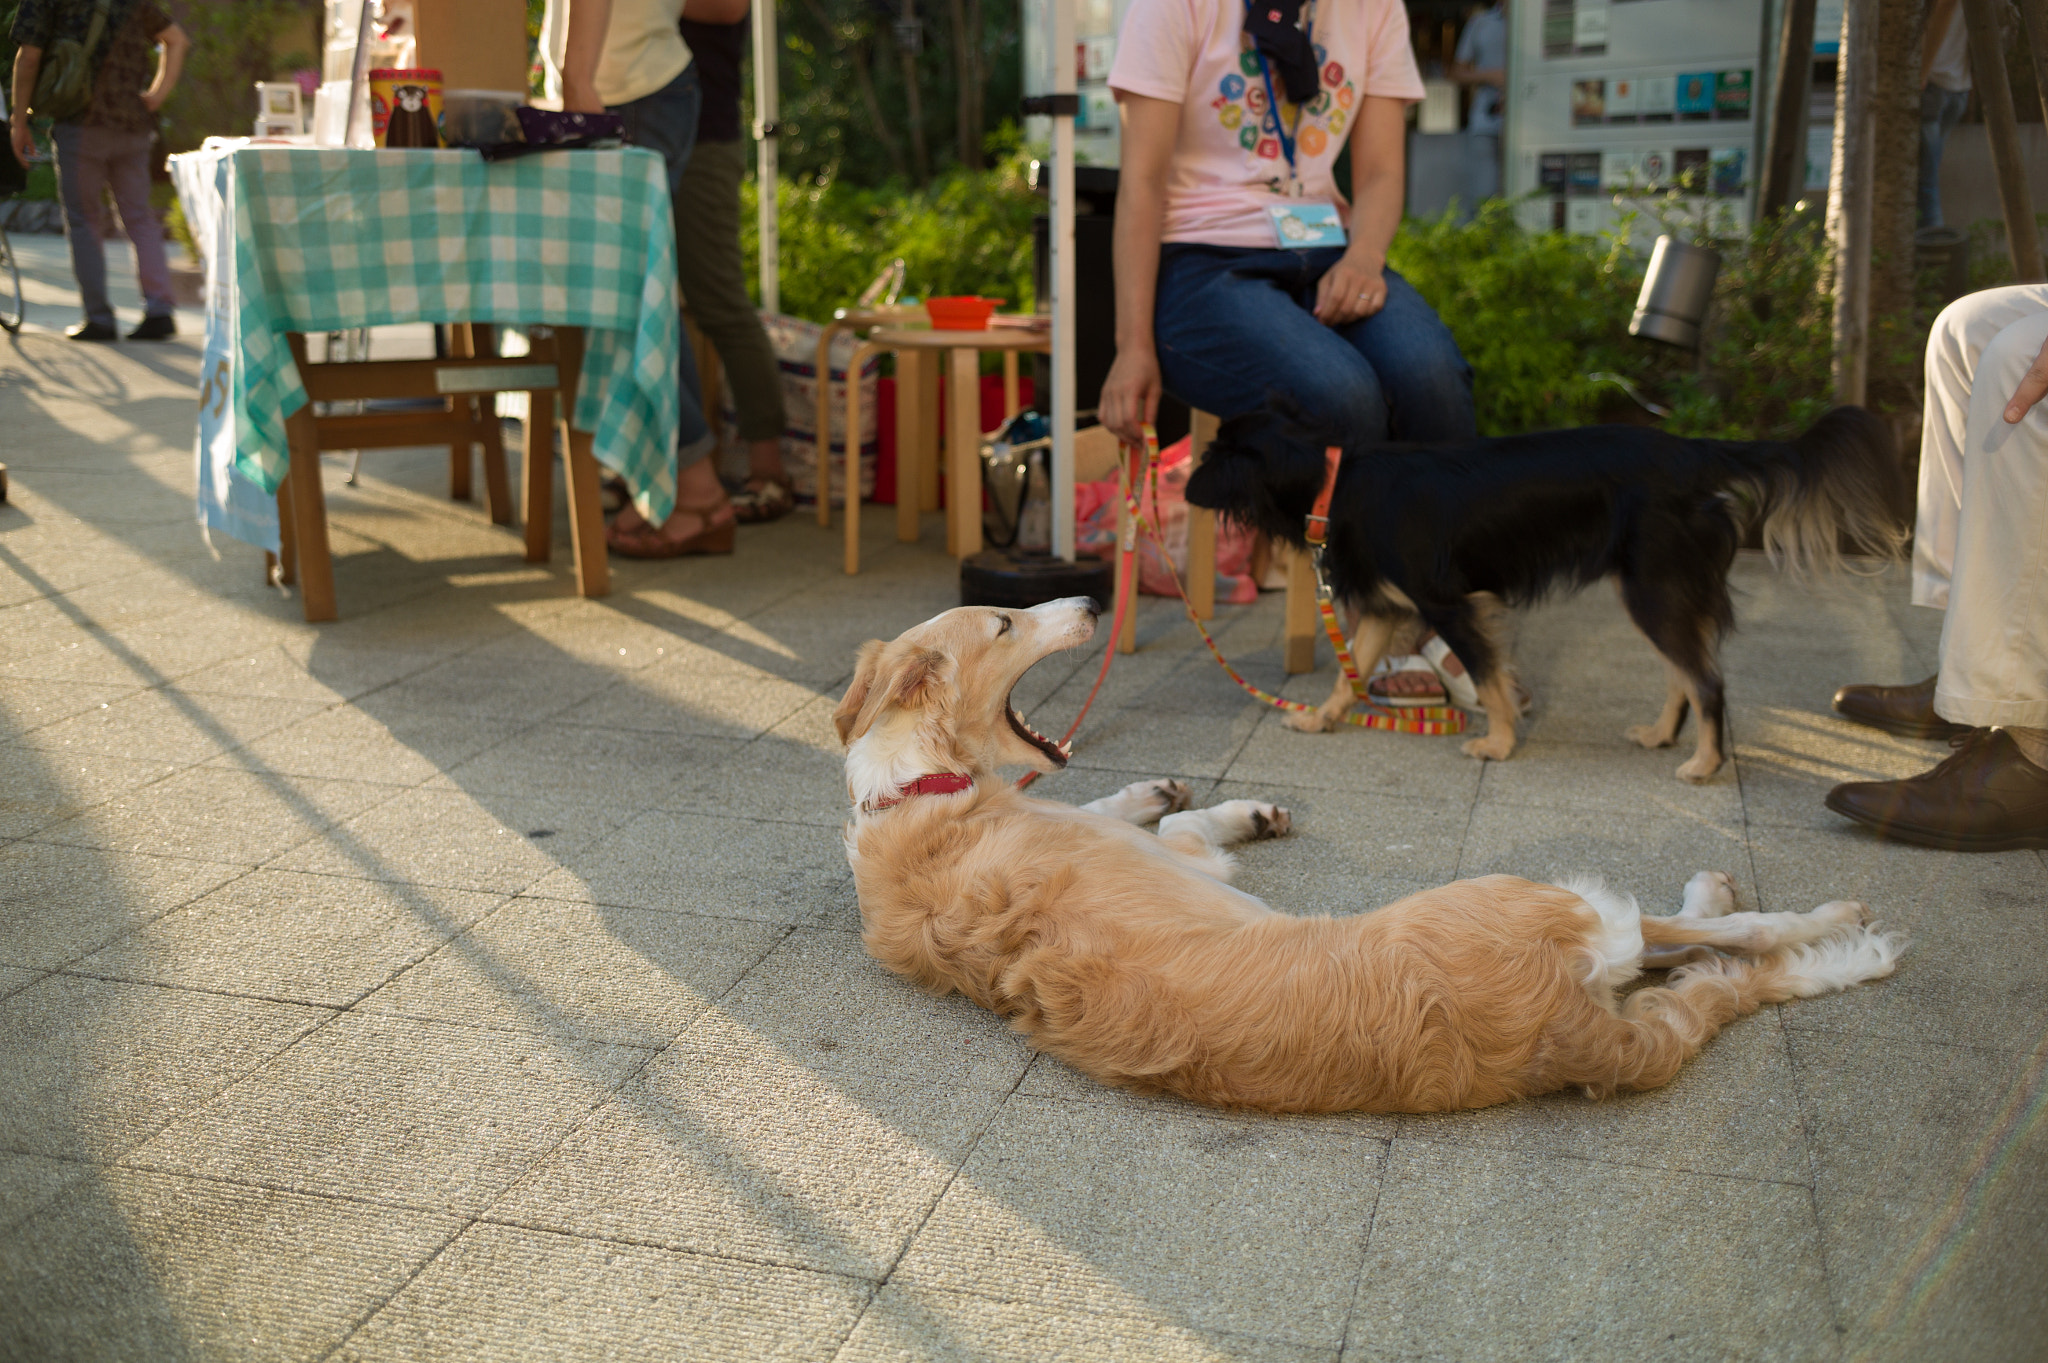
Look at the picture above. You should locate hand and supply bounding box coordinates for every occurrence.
[1099,345,1162,448]
[2003,332,2048,425]
[9,119,35,166]
[141,88,166,112]
[1313,248,1388,328]
[561,78,606,114]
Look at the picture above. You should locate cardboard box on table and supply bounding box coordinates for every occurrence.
[410,0,530,93]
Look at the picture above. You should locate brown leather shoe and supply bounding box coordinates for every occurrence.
[1832,676,1970,740]
[1825,728,2048,850]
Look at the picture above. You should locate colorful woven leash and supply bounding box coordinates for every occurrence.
[1122,425,1465,737]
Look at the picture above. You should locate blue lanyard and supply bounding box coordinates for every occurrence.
[1245,0,1314,187]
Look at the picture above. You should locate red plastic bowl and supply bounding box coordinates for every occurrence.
[925,296,1004,330]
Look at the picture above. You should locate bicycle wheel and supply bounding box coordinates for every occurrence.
[0,229,22,333]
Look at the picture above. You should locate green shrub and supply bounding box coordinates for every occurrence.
[740,152,1040,323]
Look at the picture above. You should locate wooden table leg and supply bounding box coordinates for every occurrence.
[844,341,881,574]
[815,321,844,528]
[893,344,920,545]
[448,324,475,503]
[912,350,941,512]
[1283,544,1318,674]
[1002,350,1020,420]
[271,478,297,586]
[1187,409,1219,621]
[466,323,513,526]
[283,401,337,622]
[523,386,555,563]
[553,326,611,599]
[946,347,983,558]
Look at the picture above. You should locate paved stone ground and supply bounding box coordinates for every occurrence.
[1,240,2044,1361]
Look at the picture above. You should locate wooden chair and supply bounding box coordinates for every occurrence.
[272,323,612,621]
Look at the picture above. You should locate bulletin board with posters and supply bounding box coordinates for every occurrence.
[1022,0,1133,166]
[1503,0,1774,239]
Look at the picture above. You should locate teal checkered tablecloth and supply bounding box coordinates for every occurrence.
[170,144,680,532]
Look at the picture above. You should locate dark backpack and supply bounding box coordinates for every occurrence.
[29,0,116,124]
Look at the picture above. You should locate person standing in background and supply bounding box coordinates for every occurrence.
[1447,0,1505,213]
[1918,0,1971,229]
[676,0,794,522]
[546,0,736,555]
[9,0,189,342]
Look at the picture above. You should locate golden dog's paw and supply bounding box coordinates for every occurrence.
[1461,733,1515,762]
[1250,804,1291,839]
[1154,779,1194,814]
[1625,723,1676,749]
[1813,899,1872,927]
[1682,870,1737,918]
[1675,753,1723,783]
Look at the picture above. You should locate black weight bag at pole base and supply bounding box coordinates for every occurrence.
[959,409,1115,608]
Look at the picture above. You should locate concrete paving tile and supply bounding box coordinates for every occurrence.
[685,928,1035,1091]
[360,898,784,1046]
[0,743,180,839]
[128,1013,646,1215]
[658,737,850,826]
[1784,1030,2048,1208]
[1014,765,1221,812]
[551,661,827,739]
[174,643,442,702]
[333,1223,870,1363]
[0,842,246,969]
[1208,782,1467,918]
[0,975,330,1160]
[839,1282,1337,1363]
[271,786,625,894]
[1813,1170,2048,1363]
[1346,1141,1835,1361]
[527,810,848,924]
[74,871,507,1007]
[451,608,692,673]
[486,1033,1003,1278]
[1061,703,1270,780]
[1008,1052,1401,1137]
[0,1167,462,1363]
[895,1095,1383,1347]
[0,965,41,999]
[367,655,623,722]
[1474,733,1747,818]
[210,703,528,786]
[1748,826,2046,1048]
[36,766,399,864]
[1398,1012,1809,1185]
[429,724,725,801]
[1457,800,1754,909]
[0,677,140,733]
[0,619,271,687]
[1732,703,1951,831]
[17,688,330,765]
[1224,701,1485,802]
[0,1152,91,1233]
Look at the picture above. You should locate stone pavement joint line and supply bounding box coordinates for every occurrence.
[1,307,2044,1361]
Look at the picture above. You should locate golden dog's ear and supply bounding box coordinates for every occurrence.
[886,647,948,709]
[833,640,887,746]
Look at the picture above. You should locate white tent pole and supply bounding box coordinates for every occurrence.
[1049,0,1076,560]
[752,0,781,315]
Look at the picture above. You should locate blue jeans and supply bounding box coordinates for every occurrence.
[612,62,711,459]
[1153,245,1475,443]
[1919,85,1970,229]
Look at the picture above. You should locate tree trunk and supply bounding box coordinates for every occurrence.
[965,0,984,165]
[1827,0,1876,405]
[899,0,931,183]
[1760,0,1818,218]
[1962,0,2044,278]
[850,36,910,183]
[1866,0,1927,404]
[944,0,980,168]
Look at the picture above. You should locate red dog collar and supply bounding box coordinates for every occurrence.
[863,773,975,812]
[1303,445,1343,547]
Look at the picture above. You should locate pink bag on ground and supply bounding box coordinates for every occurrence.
[1075,436,1259,605]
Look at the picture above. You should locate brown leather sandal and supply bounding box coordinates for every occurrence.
[606,500,737,558]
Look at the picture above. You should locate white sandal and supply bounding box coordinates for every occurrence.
[1365,653,1451,708]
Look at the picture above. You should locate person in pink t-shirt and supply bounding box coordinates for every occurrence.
[1098,0,1474,454]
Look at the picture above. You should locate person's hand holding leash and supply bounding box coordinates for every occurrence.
[1314,247,1387,328]
[2004,332,2048,425]
[8,119,33,167]
[1099,345,1162,448]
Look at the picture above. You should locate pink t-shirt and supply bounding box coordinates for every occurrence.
[1109,0,1425,247]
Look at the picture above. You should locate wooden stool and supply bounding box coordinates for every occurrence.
[813,306,929,532]
[835,324,1051,575]
[274,323,611,621]
[1175,407,1317,672]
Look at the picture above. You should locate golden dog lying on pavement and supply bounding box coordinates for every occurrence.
[834,598,1902,1113]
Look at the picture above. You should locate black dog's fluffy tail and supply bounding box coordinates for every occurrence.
[1713,407,1906,575]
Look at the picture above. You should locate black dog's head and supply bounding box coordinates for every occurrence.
[1182,392,1338,547]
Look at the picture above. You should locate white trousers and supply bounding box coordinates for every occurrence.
[1915,285,2048,728]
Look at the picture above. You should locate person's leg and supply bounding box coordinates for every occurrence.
[105,130,175,329]
[1333,268,1476,443]
[674,137,788,493]
[1917,85,1946,229]
[51,122,115,333]
[1154,246,1392,435]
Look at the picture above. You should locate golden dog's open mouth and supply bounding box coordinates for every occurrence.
[1006,693,1071,766]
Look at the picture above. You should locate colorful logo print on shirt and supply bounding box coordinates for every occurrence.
[1214,43,1352,167]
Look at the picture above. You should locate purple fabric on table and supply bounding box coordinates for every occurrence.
[514,107,625,145]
